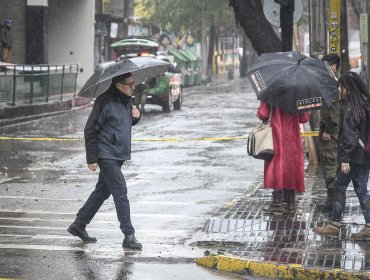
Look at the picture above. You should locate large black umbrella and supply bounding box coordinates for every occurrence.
[246,51,338,114]
[78,56,170,98]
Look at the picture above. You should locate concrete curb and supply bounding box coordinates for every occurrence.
[0,96,91,126]
[196,255,370,280]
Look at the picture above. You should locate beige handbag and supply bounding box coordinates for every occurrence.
[247,108,274,160]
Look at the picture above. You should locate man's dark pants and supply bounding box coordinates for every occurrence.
[75,158,135,235]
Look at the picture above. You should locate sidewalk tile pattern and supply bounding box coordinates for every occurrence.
[196,164,370,273]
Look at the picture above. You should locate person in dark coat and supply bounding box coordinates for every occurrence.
[67,72,143,249]
[0,19,12,63]
[318,54,341,210]
[313,72,370,240]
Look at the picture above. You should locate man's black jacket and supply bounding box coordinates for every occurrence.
[84,85,140,164]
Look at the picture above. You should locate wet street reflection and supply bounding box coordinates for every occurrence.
[0,78,263,279]
[199,164,370,272]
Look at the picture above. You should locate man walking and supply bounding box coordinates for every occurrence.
[68,72,142,249]
[318,54,341,210]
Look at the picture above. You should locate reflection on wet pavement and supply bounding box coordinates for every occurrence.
[0,78,264,279]
[196,164,370,271]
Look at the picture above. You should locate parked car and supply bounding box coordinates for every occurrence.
[146,63,183,112]
[105,38,183,113]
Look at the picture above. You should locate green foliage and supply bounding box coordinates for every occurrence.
[140,0,236,39]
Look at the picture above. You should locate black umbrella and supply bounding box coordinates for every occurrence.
[246,51,338,114]
[78,56,170,98]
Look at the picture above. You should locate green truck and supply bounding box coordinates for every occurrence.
[110,39,183,112]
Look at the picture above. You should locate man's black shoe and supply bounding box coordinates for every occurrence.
[67,223,97,243]
[122,234,142,249]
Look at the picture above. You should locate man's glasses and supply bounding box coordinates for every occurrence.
[121,81,135,88]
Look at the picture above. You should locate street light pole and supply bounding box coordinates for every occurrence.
[275,0,294,51]
[361,0,370,89]
[123,0,130,38]
[309,0,327,58]
[340,0,350,73]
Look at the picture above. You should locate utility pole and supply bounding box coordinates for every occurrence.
[361,0,370,89]
[328,0,350,73]
[328,0,341,57]
[340,0,350,73]
[123,0,130,38]
[309,0,326,58]
[276,0,294,51]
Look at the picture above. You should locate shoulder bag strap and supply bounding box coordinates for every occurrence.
[268,106,273,125]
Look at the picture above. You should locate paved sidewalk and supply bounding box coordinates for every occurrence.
[0,94,91,126]
[194,163,370,279]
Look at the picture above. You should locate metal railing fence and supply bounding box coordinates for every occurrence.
[0,64,79,105]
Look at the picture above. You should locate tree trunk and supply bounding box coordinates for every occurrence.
[229,0,281,54]
[201,4,208,82]
[207,23,216,82]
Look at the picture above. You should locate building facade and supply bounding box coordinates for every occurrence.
[0,0,94,88]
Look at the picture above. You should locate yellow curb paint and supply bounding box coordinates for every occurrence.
[216,255,248,273]
[249,261,279,278]
[195,255,218,269]
[196,255,370,280]
[282,264,298,278]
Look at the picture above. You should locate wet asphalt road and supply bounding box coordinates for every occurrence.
[0,77,268,279]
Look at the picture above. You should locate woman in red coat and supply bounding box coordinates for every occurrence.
[257,101,310,214]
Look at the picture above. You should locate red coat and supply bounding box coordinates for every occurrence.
[256,102,310,192]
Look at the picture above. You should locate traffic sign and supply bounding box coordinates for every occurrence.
[263,0,304,27]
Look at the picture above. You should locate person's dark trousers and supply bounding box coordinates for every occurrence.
[319,145,338,207]
[75,158,135,235]
[332,163,370,223]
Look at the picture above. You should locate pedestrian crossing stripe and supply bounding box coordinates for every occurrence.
[0,132,320,142]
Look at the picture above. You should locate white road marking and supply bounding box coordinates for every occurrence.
[0,178,17,184]
[0,209,204,220]
[0,209,75,215]
[0,243,197,255]
[0,244,86,252]
[0,225,187,234]
[0,196,82,202]
[0,233,74,239]
[0,198,220,206]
